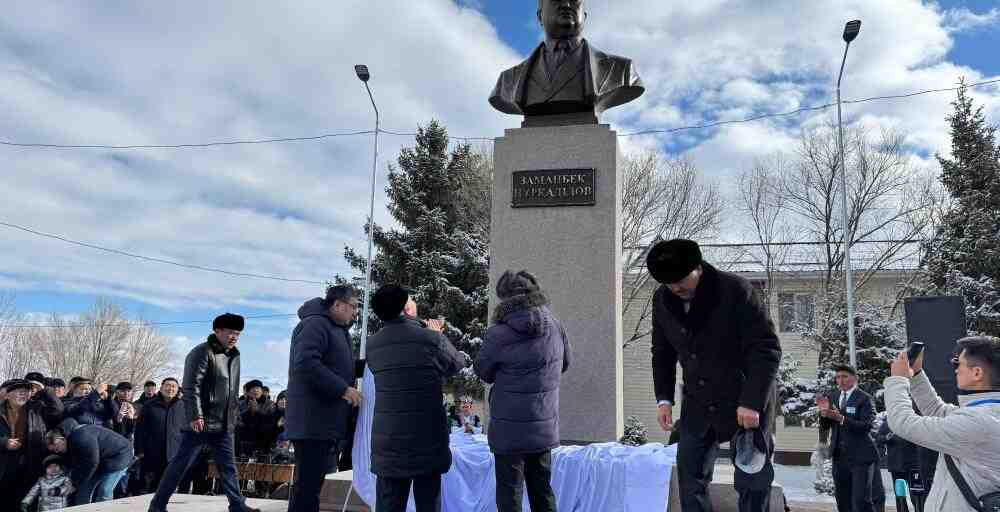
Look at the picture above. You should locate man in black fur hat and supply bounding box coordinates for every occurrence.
[148,312,259,512]
[646,239,781,512]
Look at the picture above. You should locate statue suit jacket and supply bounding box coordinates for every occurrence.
[489,38,643,116]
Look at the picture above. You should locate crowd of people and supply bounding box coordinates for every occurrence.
[0,367,292,510]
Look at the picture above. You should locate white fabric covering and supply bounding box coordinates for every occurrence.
[352,367,677,511]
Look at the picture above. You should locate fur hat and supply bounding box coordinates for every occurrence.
[3,379,32,393]
[372,284,409,322]
[496,270,541,299]
[646,239,703,284]
[212,312,245,331]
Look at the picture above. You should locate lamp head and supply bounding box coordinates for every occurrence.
[843,20,861,43]
[354,65,370,82]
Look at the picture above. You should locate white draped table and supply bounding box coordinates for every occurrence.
[351,368,677,511]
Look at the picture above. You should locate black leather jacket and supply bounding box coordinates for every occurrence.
[182,335,241,433]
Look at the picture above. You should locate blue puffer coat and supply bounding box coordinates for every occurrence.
[475,295,571,455]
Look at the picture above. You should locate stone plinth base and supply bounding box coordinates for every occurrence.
[320,470,370,512]
[668,463,785,512]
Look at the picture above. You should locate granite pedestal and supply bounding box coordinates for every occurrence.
[490,122,624,443]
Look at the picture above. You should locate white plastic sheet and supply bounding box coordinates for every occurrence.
[352,367,677,511]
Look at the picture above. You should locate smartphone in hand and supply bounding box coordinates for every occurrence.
[906,342,925,367]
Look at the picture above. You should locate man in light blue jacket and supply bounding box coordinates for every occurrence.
[884,336,1000,511]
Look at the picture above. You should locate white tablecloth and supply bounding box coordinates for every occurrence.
[351,368,677,511]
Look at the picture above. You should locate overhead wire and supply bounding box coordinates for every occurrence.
[0,221,327,285]
[4,313,297,329]
[0,78,997,148]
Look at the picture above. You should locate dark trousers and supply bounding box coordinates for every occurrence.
[376,473,442,512]
[677,425,773,512]
[832,460,875,512]
[494,451,556,512]
[149,431,246,512]
[288,439,339,512]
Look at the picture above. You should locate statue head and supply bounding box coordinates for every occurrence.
[537,0,586,40]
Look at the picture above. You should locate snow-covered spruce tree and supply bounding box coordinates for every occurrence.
[620,416,648,446]
[345,121,491,398]
[919,80,1000,336]
[802,295,905,410]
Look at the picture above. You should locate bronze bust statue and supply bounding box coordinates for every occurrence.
[489,0,644,122]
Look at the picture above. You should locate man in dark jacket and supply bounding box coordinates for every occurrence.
[476,270,571,512]
[819,364,879,512]
[286,286,361,512]
[875,418,920,487]
[148,313,259,512]
[237,379,277,458]
[646,239,782,512]
[1,379,64,511]
[367,284,465,512]
[46,424,133,505]
[135,381,158,408]
[135,377,185,493]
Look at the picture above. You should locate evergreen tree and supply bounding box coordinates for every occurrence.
[920,80,1000,335]
[619,416,648,446]
[345,121,491,397]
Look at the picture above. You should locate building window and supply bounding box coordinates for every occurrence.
[778,293,815,332]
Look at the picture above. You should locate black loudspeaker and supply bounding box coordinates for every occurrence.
[904,296,966,405]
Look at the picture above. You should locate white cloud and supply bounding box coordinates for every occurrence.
[941,7,1000,33]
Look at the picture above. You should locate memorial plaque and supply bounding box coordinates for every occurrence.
[511,168,596,208]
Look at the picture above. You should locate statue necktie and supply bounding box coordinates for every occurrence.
[550,41,569,75]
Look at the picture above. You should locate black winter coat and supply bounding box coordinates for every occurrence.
[182,335,241,433]
[67,424,134,485]
[0,390,64,488]
[651,263,781,441]
[134,394,186,469]
[875,420,920,473]
[285,298,355,441]
[821,388,879,466]
[237,397,278,456]
[62,391,117,429]
[367,316,464,477]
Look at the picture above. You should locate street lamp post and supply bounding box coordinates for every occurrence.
[355,64,379,361]
[837,20,861,367]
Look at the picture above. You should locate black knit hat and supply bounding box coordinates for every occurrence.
[212,312,245,331]
[372,284,409,322]
[496,270,541,299]
[646,239,703,284]
[144,380,157,388]
[49,378,66,388]
[244,379,264,392]
[116,381,133,391]
[3,379,32,393]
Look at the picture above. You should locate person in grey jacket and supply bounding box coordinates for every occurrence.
[884,336,1000,512]
[475,270,570,512]
[20,455,73,512]
[367,285,465,512]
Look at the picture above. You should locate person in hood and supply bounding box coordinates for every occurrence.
[285,285,361,512]
[475,270,571,512]
[367,284,465,512]
[147,313,259,512]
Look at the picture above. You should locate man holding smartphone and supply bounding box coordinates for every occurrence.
[818,365,879,512]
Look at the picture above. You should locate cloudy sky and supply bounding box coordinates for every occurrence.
[2,1,998,389]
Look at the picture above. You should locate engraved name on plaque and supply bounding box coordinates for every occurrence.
[511,168,596,208]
